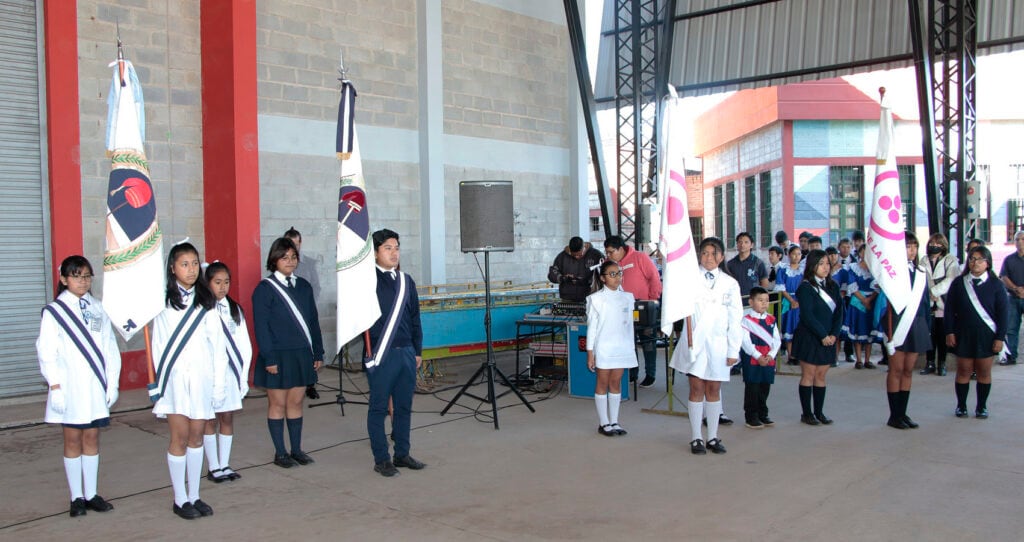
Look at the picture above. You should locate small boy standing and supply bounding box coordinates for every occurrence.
[741,287,782,428]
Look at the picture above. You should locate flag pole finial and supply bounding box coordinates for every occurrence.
[878,86,886,99]
[338,49,348,84]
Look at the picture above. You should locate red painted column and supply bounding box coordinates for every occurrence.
[200,0,262,341]
[782,121,795,236]
[42,0,83,285]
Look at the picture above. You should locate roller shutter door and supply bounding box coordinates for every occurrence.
[0,0,49,398]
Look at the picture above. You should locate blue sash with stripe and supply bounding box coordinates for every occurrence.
[220,319,244,387]
[148,303,206,402]
[42,300,108,392]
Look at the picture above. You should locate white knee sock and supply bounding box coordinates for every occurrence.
[186,446,204,502]
[688,401,704,441]
[203,434,220,473]
[81,454,99,499]
[218,434,233,470]
[594,394,609,426]
[64,456,83,500]
[607,393,621,425]
[167,453,187,506]
[705,400,722,441]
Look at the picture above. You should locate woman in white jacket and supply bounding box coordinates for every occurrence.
[37,256,121,517]
[921,233,960,376]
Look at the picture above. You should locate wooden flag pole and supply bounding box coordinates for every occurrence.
[144,323,155,385]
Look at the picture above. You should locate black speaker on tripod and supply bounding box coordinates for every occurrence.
[441,181,535,429]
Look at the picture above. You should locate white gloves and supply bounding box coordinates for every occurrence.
[49,388,66,414]
[213,387,226,410]
[106,387,119,409]
[240,384,250,398]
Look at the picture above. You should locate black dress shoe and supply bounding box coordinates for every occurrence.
[999,358,1016,366]
[393,455,426,470]
[610,423,627,436]
[192,499,213,517]
[975,408,989,419]
[954,406,969,418]
[85,495,113,512]
[800,414,820,426]
[222,467,241,480]
[173,502,201,520]
[273,453,296,468]
[758,416,775,426]
[206,468,228,483]
[937,366,948,376]
[290,451,314,465]
[374,460,399,477]
[920,365,935,375]
[305,384,320,399]
[598,424,616,436]
[719,414,733,426]
[690,439,706,455]
[901,416,919,429]
[69,498,87,518]
[814,413,833,425]
[706,438,727,454]
[887,417,909,429]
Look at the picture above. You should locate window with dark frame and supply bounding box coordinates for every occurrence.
[745,175,757,247]
[759,171,772,248]
[829,166,864,244]
[898,165,915,231]
[726,182,736,248]
[714,184,724,241]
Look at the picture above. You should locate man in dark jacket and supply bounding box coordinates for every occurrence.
[548,236,604,302]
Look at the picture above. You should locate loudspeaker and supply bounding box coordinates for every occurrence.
[459,180,514,252]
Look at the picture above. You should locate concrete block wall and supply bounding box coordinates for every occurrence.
[77,0,204,349]
[738,124,782,172]
[441,0,569,148]
[703,142,738,182]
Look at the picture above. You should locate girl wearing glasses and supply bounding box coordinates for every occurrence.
[37,256,121,518]
[944,246,1007,419]
[586,260,636,436]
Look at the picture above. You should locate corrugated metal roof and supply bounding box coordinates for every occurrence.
[594,0,1024,100]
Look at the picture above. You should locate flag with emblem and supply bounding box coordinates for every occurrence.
[865,90,910,314]
[657,91,701,337]
[336,74,381,348]
[102,43,165,342]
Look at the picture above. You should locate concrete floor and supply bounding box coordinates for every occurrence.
[1,351,1022,541]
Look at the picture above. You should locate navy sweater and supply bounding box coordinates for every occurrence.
[252,275,325,360]
[366,269,423,356]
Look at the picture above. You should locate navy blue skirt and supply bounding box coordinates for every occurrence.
[255,347,316,389]
[63,417,110,430]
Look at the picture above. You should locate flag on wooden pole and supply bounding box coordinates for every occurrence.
[657,89,700,337]
[335,72,381,348]
[865,88,911,316]
[102,44,165,342]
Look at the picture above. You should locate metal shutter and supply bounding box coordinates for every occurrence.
[0,0,49,398]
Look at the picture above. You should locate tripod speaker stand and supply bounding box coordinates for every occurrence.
[441,180,534,429]
[309,345,368,416]
[441,251,535,428]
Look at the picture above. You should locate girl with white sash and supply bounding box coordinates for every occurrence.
[945,246,1007,419]
[37,256,121,518]
[202,262,252,482]
[791,249,844,426]
[152,242,228,520]
[251,237,324,469]
[881,233,931,430]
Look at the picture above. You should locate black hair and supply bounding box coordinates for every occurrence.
[56,255,93,298]
[166,242,216,311]
[593,259,620,293]
[802,249,836,290]
[603,235,627,250]
[266,237,300,272]
[905,231,919,245]
[735,231,753,244]
[851,231,865,242]
[284,226,302,243]
[698,237,728,274]
[787,244,802,256]
[838,237,851,246]
[967,238,984,249]
[798,231,811,240]
[768,246,784,256]
[962,246,996,281]
[825,246,839,255]
[569,236,584,252]
[204,261,242,325]
[372,229,400,252]
[748,286,770,300]
[808,235,823,246]
[775,230,789,244]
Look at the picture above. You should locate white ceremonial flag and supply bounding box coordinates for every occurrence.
[865,91,911,314]
[336,77,381,348]
[102,50,165,341]
[658,91,701,337]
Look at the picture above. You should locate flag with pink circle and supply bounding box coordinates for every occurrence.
[657,95,701,336]
[865,93,911,314]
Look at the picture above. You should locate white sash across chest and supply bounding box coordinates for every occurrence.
[262,277,313,350]
[891,266,927,347]
[964,276,996,333]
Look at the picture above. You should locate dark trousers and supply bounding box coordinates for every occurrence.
[367,346,417,464]
[743,382,771,420]
[926,316,947,364]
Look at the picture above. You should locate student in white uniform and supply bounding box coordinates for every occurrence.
[586,260,637,436]
[202,262,252,482]
[670,237,743,455]
[151,242,229,520]
[37,255,121,518]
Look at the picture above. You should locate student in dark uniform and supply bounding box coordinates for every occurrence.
[252,237,324,468]
[881,233,931,429]
[364,229,426,477]
[945,246,1007,419]
[791,249,844,425]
